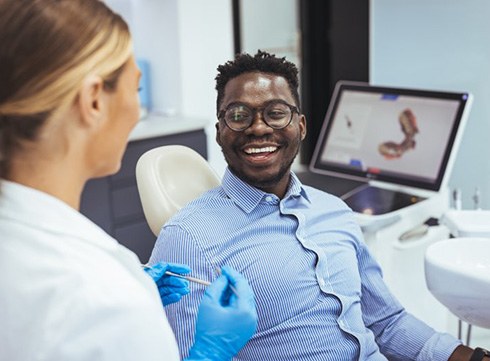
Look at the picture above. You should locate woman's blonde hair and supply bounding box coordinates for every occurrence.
[0,0,132,177]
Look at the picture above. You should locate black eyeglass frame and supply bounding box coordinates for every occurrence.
[217,100,300,131]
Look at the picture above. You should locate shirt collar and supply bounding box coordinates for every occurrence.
[221,168,311,213]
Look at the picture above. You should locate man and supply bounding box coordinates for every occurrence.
[149,51,489,361]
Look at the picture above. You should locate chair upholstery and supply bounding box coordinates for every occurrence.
[135,145,221,236]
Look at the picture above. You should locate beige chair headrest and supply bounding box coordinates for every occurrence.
[136,145,221,236]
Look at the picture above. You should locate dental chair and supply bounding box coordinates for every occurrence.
[135,145,221,236]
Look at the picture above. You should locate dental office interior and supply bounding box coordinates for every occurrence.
[100,0,490,348]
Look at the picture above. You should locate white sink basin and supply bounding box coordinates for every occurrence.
[425,237,490,328]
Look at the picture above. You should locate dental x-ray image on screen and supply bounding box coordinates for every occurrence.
[307,81,472,215]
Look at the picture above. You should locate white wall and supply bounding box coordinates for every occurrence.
[105,0,234,176]
[371,1,490,345]
[240,0,300,67]
[176,0,234,176]
[371,0,490,209]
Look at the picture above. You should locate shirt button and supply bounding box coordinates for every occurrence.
[265,196,273,202]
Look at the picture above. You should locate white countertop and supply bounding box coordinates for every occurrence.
[128,114,210,142]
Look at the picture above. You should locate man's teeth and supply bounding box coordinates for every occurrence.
[245,146,277,154]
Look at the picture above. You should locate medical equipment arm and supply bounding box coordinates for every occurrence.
[185,266,257,361]
[143,262,191,306]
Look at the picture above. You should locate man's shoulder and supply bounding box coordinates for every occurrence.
[302,184,351,209]
[167,186,231,223]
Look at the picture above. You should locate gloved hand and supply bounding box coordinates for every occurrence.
[185,266,257,361]
[143,262,191,306]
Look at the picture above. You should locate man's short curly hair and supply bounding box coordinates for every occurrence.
[215,50,300,115]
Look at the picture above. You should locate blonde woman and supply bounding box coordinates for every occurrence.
[0,1,256,360]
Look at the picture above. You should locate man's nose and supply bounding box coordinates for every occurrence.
[244,112,273,136]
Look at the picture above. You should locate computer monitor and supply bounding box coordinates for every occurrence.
[310,81,472,194]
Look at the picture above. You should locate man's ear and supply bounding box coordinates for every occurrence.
[299,114,307,141]
[215,121,222,146]
[77,75,105,128]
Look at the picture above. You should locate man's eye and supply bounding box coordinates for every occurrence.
[228,111,250,122]
[267,109,287,119]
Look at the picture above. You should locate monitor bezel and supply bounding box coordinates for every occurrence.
[309,81,472,192]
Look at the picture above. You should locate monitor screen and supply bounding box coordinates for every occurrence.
[310,81,472,191]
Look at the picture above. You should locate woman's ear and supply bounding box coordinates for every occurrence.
[77,75,106,128]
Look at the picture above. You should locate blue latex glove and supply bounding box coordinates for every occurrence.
[143,262,191,306]
[185,266,257,361]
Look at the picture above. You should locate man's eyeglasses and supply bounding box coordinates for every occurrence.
[218,100,300,132]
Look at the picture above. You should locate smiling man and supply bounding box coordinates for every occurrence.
[149,51,485,361]
[215,69,305,198]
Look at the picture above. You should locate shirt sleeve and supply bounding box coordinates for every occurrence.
[356,239,461,361]
[149,223,215,360]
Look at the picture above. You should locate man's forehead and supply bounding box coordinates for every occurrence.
[223,72,293,101]
[227,71,286,85]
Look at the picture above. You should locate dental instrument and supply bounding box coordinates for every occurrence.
[164,271,211,286]
[142,264,240,296]
[142,264,211,286]
[215,267,239,297]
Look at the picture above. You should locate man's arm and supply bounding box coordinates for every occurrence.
[149,224,213,359]
[355,237,462,360]
[355,237,490,361]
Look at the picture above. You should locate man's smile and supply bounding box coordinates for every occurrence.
[243,145,278,154]
[239,143,283,166]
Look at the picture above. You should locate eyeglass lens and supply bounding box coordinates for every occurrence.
[224,102,294,131]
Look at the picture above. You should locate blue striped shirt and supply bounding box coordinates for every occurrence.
[150,168,460,360]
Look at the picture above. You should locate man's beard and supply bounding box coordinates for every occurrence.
[223,137,301,191]
[227,156,295,190]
